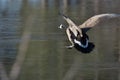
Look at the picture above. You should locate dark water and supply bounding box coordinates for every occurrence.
[0,0,120,80]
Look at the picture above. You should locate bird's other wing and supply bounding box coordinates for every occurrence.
[79,13,120,32]
[59,13,76,26]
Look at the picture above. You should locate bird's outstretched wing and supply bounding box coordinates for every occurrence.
[79,14,120,32]
[59,12,76,26]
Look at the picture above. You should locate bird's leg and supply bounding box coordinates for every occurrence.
[65,45,74,49]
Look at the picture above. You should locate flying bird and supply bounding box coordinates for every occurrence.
[59,13,120,53]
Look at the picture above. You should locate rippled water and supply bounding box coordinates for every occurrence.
[0,0,120,80]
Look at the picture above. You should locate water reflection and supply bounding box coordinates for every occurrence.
[0,0,120,80]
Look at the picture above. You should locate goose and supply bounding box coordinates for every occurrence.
[59,13,120,53]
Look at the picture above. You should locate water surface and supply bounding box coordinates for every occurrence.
[0,0,120,80]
